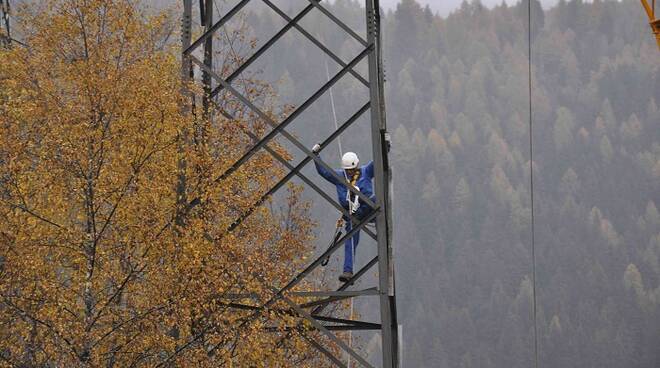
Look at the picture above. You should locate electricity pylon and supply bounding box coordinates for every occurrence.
[181,0,398,367]
[1,0,11,47]
[640,0,660,49]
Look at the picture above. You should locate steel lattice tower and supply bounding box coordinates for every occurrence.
[181,1,398,366]
[1,0,10,47]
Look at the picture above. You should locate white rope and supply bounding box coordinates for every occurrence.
[325,59,343,156]
[326,58,354,368]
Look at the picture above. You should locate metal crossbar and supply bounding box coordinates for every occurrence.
[198,63,379,240]
[213,100,378,240]
[290,288,379,298]
[181,0,398,366]
[224,302,381,330]
[190,51,378,208]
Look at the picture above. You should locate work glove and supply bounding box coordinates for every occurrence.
[349,195,360,214]
[312,143,321,154]
[348,187,360,214]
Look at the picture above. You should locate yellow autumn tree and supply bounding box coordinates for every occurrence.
[0,0,331,366]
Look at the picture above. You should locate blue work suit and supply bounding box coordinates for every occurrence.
[315,157,375,273]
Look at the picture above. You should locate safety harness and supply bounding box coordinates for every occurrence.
[322,170,361,267]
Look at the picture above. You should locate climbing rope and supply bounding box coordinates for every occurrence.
[325,57,357,368]
[326,59,344,155]
[527,0,540,367]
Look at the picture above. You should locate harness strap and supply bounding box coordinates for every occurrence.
[346,170,361,214]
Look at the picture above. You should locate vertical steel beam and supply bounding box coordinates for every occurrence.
[181,0,193,81]
[365,0,398,367]
[177,0,193,229]
[202,0,213,120]
[1,0,10,47]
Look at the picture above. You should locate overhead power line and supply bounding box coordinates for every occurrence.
[527,1,540,368]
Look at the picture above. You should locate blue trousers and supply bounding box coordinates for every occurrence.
[342,196,376,273]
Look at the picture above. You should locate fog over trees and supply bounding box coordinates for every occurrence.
[241,0,659,366]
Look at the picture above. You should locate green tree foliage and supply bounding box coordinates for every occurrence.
[600,135,614,163]
[453,177,472,214]
[553,107,576,151]
[560,168,580,196]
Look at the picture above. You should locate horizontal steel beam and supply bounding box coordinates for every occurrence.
[277,290,375,368]
[307,256,379,312]
[266,324,380,332]
[290,288,378,298]
[313,315,381,329]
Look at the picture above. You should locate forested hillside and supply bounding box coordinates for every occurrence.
[382,1,659,367]
[383,1,660,366]
[241,0,660,366]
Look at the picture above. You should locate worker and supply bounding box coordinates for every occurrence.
[312,143,375,282]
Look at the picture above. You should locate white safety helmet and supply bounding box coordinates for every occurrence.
[341,152,359,170]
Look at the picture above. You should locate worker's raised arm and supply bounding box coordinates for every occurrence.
[312,143,341,185]
[365,160,374,179]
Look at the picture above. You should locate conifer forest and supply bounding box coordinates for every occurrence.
[245,0,659,366]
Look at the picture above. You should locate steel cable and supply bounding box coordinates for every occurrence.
[527,1,540,367]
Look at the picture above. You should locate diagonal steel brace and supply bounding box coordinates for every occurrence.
[211,101,377,240]
[189,50,377,209]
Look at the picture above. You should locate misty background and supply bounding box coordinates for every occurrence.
[147,0,659,366]
[379,0,562,15]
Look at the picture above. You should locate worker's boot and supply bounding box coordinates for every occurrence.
[339,271,353,283]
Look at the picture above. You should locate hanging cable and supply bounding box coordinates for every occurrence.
[325,59,343,156]
[527,1,540,368]
[325,57,355,368]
